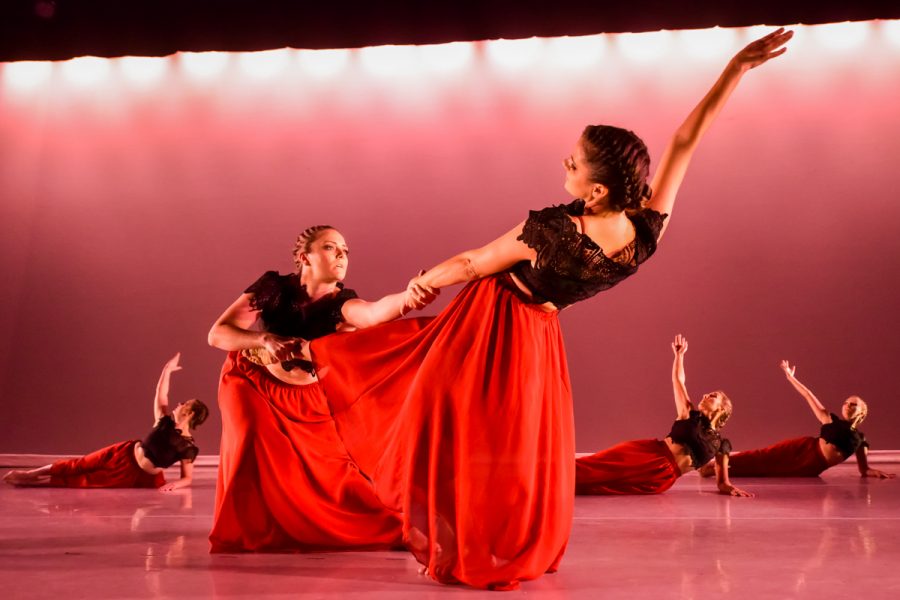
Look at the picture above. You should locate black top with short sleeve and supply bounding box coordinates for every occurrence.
[141,415,198,468]
[667,410,732,469]
[511,200,667,308]
[819,413,868,457]
[245,271,358,371]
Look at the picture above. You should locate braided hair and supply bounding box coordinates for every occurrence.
[711,390,733,429]
[292,225,336,274]
[581,125,652,212]
[847,396,868,429]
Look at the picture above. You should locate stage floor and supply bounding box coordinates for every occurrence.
[1,463,898,599]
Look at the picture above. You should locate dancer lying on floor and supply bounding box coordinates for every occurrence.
[700,360,894,479]
[576,335,752,497]
[4,352,207,491]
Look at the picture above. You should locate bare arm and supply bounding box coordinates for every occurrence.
[154,353,182,422]
[413,221,535,290]
[780,360,831,425]
[158,460,194,492]
[855,445,895,479]
[671,334,692,420]
[342,272,439,328]
[714,453,754,497]
[207,293,300,362]
[648,28,793,239]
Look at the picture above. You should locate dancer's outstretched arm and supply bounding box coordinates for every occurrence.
[648,28,793,239]
[208,294,300,362]
[154,353,182,421]
[342,273,438,327]
[855,445,895,479]
[780,360,831,424]
[411,222,534,291]
[671,334,692,420]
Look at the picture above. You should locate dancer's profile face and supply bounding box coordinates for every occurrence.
[842,396,864,421]
[699,392,724,416]
[562,140,595,200]
[303,230,349,282]
[173,401,193,425]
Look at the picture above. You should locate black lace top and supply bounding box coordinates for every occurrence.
[667,410,732,469]
[511,200,667,308]
[819,413,868,457]
[141,415,198,468]
[245,271,358,371]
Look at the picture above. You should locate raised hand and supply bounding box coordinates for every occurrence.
[780,360,796,378]
[163,352,183,373]
[672,334,688,356]
[730,28,793,73]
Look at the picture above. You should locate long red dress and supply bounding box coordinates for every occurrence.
[313,202,666,588]
[313,275,572,589]
[209,272,403,552]
[575,439,681,495]
[48,440,166,488]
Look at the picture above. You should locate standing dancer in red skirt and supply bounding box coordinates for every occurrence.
[700,360,894,479]
[576,335,751,497]
[310,30,792,589]
[207,225,433,552]
[4,353,207,491]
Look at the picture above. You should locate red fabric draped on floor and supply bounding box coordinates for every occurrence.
[575,439,681,495]
[727,436,831,477]
[312,275,574,590]
[49,440,165,488]
[209,351,402,552]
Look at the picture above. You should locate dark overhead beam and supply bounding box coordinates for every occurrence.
[2,0,899,62]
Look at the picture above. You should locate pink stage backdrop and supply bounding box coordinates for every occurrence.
[2,24,899,456]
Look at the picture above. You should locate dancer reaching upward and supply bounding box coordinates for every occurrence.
[207,225,433,552]
[701,360,894,479]
[4,353,207,491]
[576,335,751,497]
[310,29,792,589]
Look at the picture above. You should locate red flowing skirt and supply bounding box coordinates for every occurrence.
[727,436,831,477]
[209,351,402,552]
[575,439,681,495]
[49,440,165,488]
[312,275,574,590]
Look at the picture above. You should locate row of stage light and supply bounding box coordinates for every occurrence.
[4,21,899,93]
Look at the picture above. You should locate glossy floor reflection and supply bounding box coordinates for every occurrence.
[1,463,898,599]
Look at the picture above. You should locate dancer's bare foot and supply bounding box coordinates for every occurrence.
[3,470,29,485]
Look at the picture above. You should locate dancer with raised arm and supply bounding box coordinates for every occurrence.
[207,225,433,552]
[4,353,207,491]
[576,335,751,497]
[701,360,894,479]
[311,30,792,589]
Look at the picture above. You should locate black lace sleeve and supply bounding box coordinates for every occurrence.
[636,207,668,241]
[182,445,199,463]
[517,203,573,256]
[244,271,283,312]
[719,438,733,456]
[328,286,360,324]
